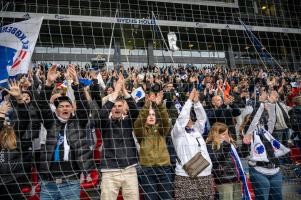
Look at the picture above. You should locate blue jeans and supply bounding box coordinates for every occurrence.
[139,166,173,200]
[40,179,80,200]
[249,167,282,200]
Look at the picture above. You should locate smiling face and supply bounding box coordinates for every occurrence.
[111,100,125,119]
[146,108,156,125]
[56,101,73,120]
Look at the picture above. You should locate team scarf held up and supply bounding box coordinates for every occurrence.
[250,127,290,162]
[229,144,252,200]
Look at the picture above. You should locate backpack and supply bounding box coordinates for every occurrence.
[288,108,301,132]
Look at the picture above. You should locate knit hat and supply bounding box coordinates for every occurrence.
[53,96,72,108]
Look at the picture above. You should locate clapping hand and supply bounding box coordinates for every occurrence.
[224,95,235,105]
[67,65,79,84]
[155,91,164,106]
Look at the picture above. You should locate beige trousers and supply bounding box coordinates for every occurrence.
[217,182,242,200]
[100,167,139,200]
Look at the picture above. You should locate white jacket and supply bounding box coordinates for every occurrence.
[171,100,212,177]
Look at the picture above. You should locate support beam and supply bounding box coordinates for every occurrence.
[147,40,154,66]
[226,44,235,69]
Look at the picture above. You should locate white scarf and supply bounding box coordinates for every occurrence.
[250,127,290,162]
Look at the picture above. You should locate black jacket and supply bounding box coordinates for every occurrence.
[11,99,41,150]
[206,104,241,127]
[207,142,239,184]
[288,105,301,133]
[37,84,94,179]
[0,117,23,184]
[206,104,241,139]
[99,97,139,169]
[0,149,23,184]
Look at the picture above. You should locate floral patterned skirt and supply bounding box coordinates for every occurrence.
[174,174,215,200]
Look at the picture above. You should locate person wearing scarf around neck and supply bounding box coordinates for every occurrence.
[206,122,242,200]
[243,91,290,200]
[134,90,172,200]
[37,65,94,200]
[171,88,214,200]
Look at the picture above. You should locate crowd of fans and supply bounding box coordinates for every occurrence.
[0,63,300,200]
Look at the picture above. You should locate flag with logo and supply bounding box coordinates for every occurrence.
[0,17,43,87]
[131,87,145,102]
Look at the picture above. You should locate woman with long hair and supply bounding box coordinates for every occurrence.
[243,91,290,200]
[0,105,24,200]
[134,91,173,200]
[206,122,242,200]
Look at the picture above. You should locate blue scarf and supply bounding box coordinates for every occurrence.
[54,132,64,161]
[229,144,252,200]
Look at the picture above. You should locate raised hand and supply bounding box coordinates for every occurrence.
[155,91,164,105]
[224,95,234,105]
[189,88,196,101]
[47,65,59,85]
[193,90,199,103]
[67,64,79,83]
[6,80,21,98]
[144,94,151,108]
[122,80,129,97]
[37,68,46,82]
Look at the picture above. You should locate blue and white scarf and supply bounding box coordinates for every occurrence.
[54,124,70,162]
[230,144,252,200]
[250,128,290,162]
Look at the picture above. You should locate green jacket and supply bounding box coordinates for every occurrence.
[134,103,171,167]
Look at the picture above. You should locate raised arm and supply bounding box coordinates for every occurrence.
[134,100,150,138]
[266,103,276,133]
[121,75,139,122]
[246,103,264,135]
[193,92,207,134]
[172,89,195,138]
[68,65,90,128]
[99,74,123,119]
[155,91,170,136]
[157,104,170,136]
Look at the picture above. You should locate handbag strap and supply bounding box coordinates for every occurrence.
[171,130,203,166]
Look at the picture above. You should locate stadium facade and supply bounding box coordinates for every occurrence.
[0,0,300,70]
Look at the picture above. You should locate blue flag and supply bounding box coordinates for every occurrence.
[0,46,17,87]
